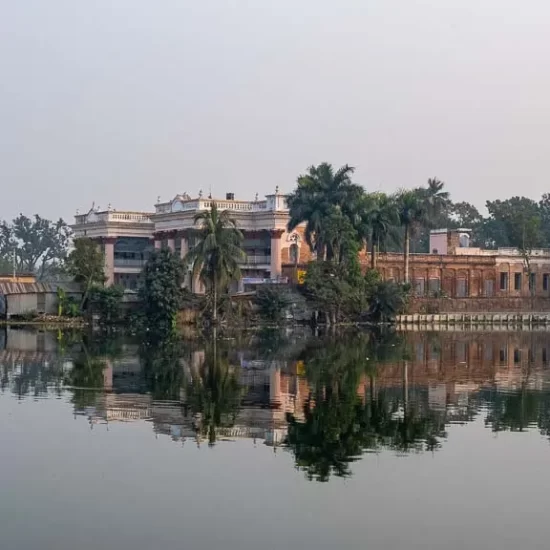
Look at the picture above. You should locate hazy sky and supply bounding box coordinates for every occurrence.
[2,0,550,221]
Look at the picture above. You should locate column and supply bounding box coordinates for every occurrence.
[180,231,190,289]
[179,230,189,260]
[270,229,284,281]
[153,232,162,250]
[104,237,115,286]
[269,367,282,408]
[166,230,176,253]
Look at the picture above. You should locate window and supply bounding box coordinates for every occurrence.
[289,244,299,265]
[484,280,494,297]
[414,278,425,296]
[500,272,508,291]
[499,347,508,364]
[513,349,521,365]
[456,279,468,297]
[544,274,549,292]
[543,348,548,364]
[456,342,467,363]
[428,278,441,295]
[514,273,522,291]
[484,344,494,362]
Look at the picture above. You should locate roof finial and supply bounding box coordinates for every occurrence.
[275,185,279,194]
[255,192,259,202]
[199,189,203,199]
[157,196,161,204]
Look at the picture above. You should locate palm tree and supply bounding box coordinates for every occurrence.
[366,193,400,269]
[186,204,245,323]
[424,178,450,223]
[287,163,361,260]
[396,190,429,282]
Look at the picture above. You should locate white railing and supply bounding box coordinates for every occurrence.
[74,211,153,224]
[239,255,270,265]
[155,197,290,214]
[114,258,147,267]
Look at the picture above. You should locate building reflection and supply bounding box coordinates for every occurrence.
[2,327,550,455]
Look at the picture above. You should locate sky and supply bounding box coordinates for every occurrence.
[1,0,550,222]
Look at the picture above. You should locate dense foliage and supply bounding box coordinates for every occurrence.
[186,204,246,323]
[67,237,106,308]
[0,215,71,279]
[139,248,186,332]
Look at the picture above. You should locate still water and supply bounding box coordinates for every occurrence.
[2,327,550,549]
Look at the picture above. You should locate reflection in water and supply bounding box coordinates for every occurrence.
[2,327,550,480]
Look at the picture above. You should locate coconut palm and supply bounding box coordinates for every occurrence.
[366,193,400,269]
[287,163,361,260]
[396,190,429,282]
[424,178,450,223]
[186,204,245,323]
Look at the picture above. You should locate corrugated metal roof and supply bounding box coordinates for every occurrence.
[0,282,82,295]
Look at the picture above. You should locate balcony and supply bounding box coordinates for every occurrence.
[114,258,147,268]
[239,255,271,266]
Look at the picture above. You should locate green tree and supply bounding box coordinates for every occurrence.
[0,215,71,279]
[423,177,450,222]
[89,285,124,327]
[287,163,362,260]
[139,248,185,332]
[67,238,106,309]
[396,190,429,282]
[255,285,291,323]
[364,193,400,269]
[186,204,245,323]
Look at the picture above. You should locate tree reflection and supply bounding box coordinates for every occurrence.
[140,333,184,401]
[185,337,242,446]
[285,331,447,482]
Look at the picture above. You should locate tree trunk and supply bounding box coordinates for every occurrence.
[371,241,378,270]
[404,225,410,283]
[212,281,217,323]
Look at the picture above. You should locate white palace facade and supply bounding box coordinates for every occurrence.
[72,190,309,292]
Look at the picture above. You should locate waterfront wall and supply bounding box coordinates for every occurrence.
[408,297,550,314]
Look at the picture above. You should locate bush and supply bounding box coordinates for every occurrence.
[255,285,291,323]
[89,285,124,326]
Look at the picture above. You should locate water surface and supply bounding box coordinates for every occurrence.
[1,327,550,549]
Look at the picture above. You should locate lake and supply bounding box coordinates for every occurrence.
[1,326,550,549]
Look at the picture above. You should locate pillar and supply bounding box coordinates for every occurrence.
[270,229,284,281]
[179,231,189,260]
[166,231,176,253]
[104,237,115,286]
[270,367,282,408]
[154,233,162,250]
[180,231,190,289]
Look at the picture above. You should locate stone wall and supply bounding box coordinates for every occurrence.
[409,296,550,313]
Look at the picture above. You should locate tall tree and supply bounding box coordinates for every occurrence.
[396,190,429,282]
[186,204,245,323]
[66,238,106,309]
[140,248,186,332]
[0,215,71,278]
[365,193,400,269]
[423,178,450,222]
[287,163,362,260]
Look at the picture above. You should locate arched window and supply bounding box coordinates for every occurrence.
[289,244,299,264]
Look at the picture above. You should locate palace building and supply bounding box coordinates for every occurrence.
[72,190,311,292]
[72,192,550,306]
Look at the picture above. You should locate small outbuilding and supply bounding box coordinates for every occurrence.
[0,282,82,319]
